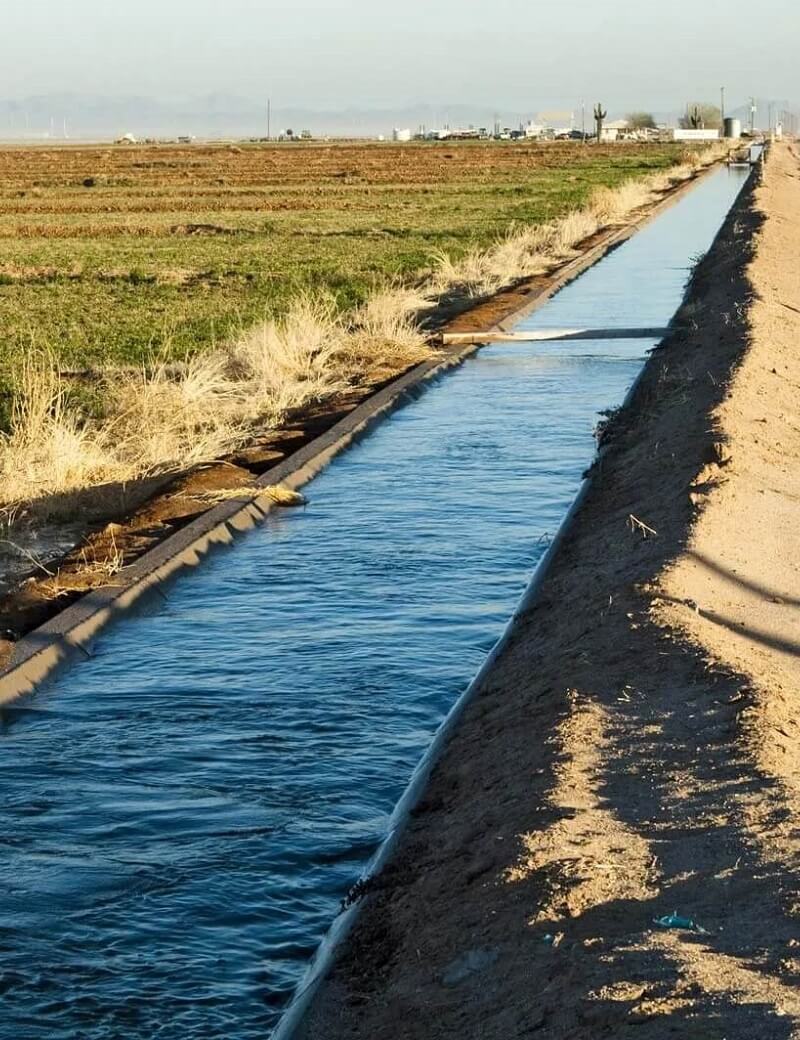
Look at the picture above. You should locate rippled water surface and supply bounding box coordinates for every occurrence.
[0,166,749,1038]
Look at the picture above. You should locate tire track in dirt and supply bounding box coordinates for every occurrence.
[505,692,658,927]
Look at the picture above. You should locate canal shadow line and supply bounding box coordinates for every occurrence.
[686,549,800,611]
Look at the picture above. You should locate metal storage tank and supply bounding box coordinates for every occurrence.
[723,117,742,139]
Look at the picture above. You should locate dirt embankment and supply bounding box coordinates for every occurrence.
[298,142,800,1039]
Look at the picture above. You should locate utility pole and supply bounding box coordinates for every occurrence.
[581,99,586,142]
[720,86,725,134]
[749,97,756,136]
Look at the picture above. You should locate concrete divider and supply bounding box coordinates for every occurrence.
[441,327,670,345]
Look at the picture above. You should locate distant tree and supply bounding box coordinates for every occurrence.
[626,112,656,129]
[679,104,722,130]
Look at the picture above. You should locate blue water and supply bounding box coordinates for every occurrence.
[0,166,749,1039]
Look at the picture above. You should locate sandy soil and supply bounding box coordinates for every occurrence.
[298,142,800,1039]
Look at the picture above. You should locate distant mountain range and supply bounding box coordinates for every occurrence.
[0,95,518,140]
[0,94,791,141]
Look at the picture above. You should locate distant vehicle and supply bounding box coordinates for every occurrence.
[177,136,196,144]
[509,129,524,141]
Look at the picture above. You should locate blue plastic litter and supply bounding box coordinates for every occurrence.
[653,911,710,935]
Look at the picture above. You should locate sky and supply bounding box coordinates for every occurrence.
[2,0,797,113]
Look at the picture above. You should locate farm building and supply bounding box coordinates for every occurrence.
[599,119,631,142]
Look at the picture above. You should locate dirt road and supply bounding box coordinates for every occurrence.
[298,142,800,1038]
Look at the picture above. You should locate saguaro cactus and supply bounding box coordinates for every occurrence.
[594,103,607,142]
[689,105,702,129]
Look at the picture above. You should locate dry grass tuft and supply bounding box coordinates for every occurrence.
[0,352,245,519]
[0,355,121,505]
[345,286,433,370]
[194,483,306,507]
[229,294,351,423]
[0,290,431,521]
[262,485,306,507]
[589,180,652,224]
[111,354,245,472]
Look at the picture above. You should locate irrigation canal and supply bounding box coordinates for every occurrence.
[0,162,751,1039]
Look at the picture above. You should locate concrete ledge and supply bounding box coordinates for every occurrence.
[441,327,670,345]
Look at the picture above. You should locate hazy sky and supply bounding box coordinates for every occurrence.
[3,0,797,110]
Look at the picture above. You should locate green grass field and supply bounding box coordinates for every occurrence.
[0,140,690,375]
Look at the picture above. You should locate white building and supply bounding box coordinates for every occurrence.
[599,119,631,143]
[392,128,412,143]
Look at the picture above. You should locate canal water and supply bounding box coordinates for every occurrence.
[0,164,749,1039]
